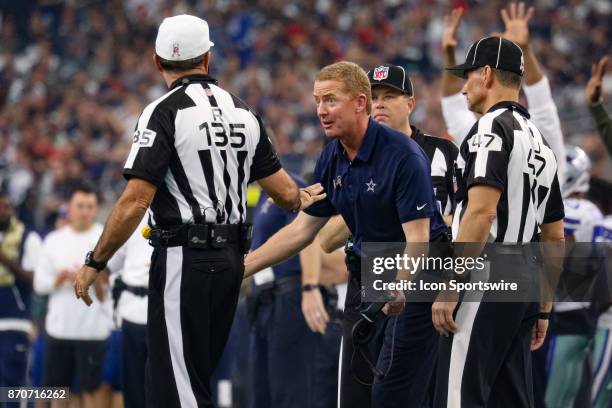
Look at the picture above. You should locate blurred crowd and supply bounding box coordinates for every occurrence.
[0,0,611,234]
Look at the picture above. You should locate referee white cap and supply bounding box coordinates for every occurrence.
[155,14,215,61]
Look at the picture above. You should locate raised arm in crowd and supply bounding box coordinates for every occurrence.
[585,56,612,157]
[440,3,566,182]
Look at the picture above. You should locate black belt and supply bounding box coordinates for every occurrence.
[252,274,301,299]
[274,275,302,293]
[112,276,148,313]
[148,223,252,253]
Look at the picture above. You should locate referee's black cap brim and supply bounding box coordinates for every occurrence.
[371,82,409,94]
[445,63,477,79]
[446,37,525,79]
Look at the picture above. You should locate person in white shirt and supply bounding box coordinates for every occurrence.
[34,186,112,408]
[440,3,566,185]
[107,215,152,408]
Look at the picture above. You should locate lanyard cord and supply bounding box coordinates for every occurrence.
[350,314,398,386]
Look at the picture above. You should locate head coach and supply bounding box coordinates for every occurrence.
[319,64,458,251]
[244,61,449,407]
[315,64,458,407]
[73,14,324,408]
[432,37,565,407]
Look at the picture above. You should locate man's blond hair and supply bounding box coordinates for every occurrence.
[315,61,372,114]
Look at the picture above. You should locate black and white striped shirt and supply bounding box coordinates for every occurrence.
[123,74,281,227]
[452,101,564,243]
[412,126,459,216]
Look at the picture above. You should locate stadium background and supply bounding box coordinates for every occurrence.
[1,1,612,407]
[0,0,611,234]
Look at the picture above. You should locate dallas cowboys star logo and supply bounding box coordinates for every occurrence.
[260,201,270,214]
[333,175,342,189]
[365,178,376,192]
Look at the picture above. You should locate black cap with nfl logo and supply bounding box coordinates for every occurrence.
[367,64,414,96]
[446,36,524,78]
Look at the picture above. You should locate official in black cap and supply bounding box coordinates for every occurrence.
[368,65,458,224]
[446,36,525,79]
[433,36,564,407]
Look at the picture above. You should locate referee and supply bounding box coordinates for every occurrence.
[73,15,323,408]
[369,65,458,223]
[433,37,565,407]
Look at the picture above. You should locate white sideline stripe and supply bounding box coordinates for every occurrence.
[164,247,197,408]
[337,338,344,408]
[446,263,489,408]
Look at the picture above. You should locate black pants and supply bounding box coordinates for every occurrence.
[338,277,438,408]
[434,247,543,408]
[339,276,383,408]
[121,320,147,408]
[0,331,29,388]
[434,301,539,408]
[0,330,29,408]
[43,336,107,392]
[145,244,244,408]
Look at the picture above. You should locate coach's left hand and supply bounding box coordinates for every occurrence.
[266,183,327,212]
[382,289,406,316]
[298,183,327,211]
[74,265,99,306]
[432,289,459,336]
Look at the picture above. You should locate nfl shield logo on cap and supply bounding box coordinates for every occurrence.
[172,42,180,58]
[373,66,389,81]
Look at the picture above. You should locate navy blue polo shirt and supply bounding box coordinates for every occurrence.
[305,119,447,255]
[251,173,307,278]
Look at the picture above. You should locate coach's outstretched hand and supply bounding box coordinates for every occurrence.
[268,183,327,212]
[298,183,327,211]
[586,56,609,105]
[74,265,99,306]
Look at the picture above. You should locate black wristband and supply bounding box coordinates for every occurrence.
[538,312,551,320]
[84,251,107,272]
[302,284,320,292]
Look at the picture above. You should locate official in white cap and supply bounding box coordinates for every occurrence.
[154,14,214,63]
[74,13,324,408]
